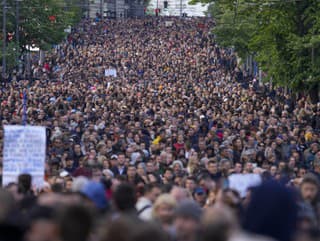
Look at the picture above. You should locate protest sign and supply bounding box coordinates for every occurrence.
[228,174,262,198]
[165,21,173,27]
[105,68,117,77]
[2,125,46,188]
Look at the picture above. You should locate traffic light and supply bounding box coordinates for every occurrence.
[7,32,14,42]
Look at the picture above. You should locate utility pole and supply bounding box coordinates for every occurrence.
[180,0,182,17]
[16,0,21,68]
[87,0,90,18]
[156,0,159,16]
[2,0,7,80]
[100,0,103,18]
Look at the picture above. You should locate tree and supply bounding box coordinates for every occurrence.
[0,0,82,74]
[190,0,320,101]
[16,0,81,50]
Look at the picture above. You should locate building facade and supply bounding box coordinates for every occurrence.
[147,0,208,17]
[89,0,145,19]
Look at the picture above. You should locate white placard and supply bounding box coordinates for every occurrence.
[228,174,262,198]
[105,68,117,77]
[165,21,173,27]
[3,125,46,188]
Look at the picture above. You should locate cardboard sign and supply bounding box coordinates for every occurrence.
[3,125,46,188]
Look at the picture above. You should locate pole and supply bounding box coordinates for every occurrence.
[156,0,158,16]
[100,0,103,18]
[87,0,90,18]
[2,0,7,79]
[16,0,20,67]
[180,0,182,17]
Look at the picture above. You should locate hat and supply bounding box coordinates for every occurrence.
[81,181,108,210]
[171,160,184,169]
[175,200,203,221]
[49,97,56,103]
[60,170,69,178]
[194,187,205,195]
[111,154,118,160]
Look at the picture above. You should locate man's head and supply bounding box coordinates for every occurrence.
[170,186,190,203]
[300,173,319,204]
[113,183,136,212]
[174,200,203,241]
[18,173,32,194]
[207,161,218,175]
[314,158,320,173]
[66,158,74,167]
[163,168,174,181]
[144,184,162,203]
[127,164,137,179]
[74,144,82,154]
[193,187,207,207]
[26,206,59,241]
[118,153,126,166]
[185,177,196,193]
[146,162,155,173]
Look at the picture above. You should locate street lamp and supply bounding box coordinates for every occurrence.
[16,0,23,73]
[2,0,7,80]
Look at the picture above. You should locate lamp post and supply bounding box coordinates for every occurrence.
[2,0,7,79]
[16,0,22,71]
[156,0,158,16]
[100,0,103,18]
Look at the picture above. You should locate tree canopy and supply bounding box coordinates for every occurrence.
[190,0,320,95]
[1,0,83,71]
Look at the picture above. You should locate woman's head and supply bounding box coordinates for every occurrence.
[152,194,177,225]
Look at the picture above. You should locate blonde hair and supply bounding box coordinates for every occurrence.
[152,194,177,219]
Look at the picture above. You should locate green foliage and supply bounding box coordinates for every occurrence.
[0,40,19,70]
[1,0,81,50]
[190,0,320,92]
[16,0,80,49]
[0,0,82,72]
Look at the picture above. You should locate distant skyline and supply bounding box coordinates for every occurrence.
[148,0,209,17]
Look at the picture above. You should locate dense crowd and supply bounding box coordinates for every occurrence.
[0,16,320,241]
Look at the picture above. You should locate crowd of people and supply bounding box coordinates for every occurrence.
[0,16,320,241]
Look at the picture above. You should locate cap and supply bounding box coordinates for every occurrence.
[194,187,205,195]
[81,181,108,210]
[111,154,118,160]
[60,170,69,178]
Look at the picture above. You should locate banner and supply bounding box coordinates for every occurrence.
[3,125,46,188]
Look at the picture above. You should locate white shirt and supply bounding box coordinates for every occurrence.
[135,197,153,221]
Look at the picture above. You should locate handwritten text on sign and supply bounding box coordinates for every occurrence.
[3,125,46,188]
